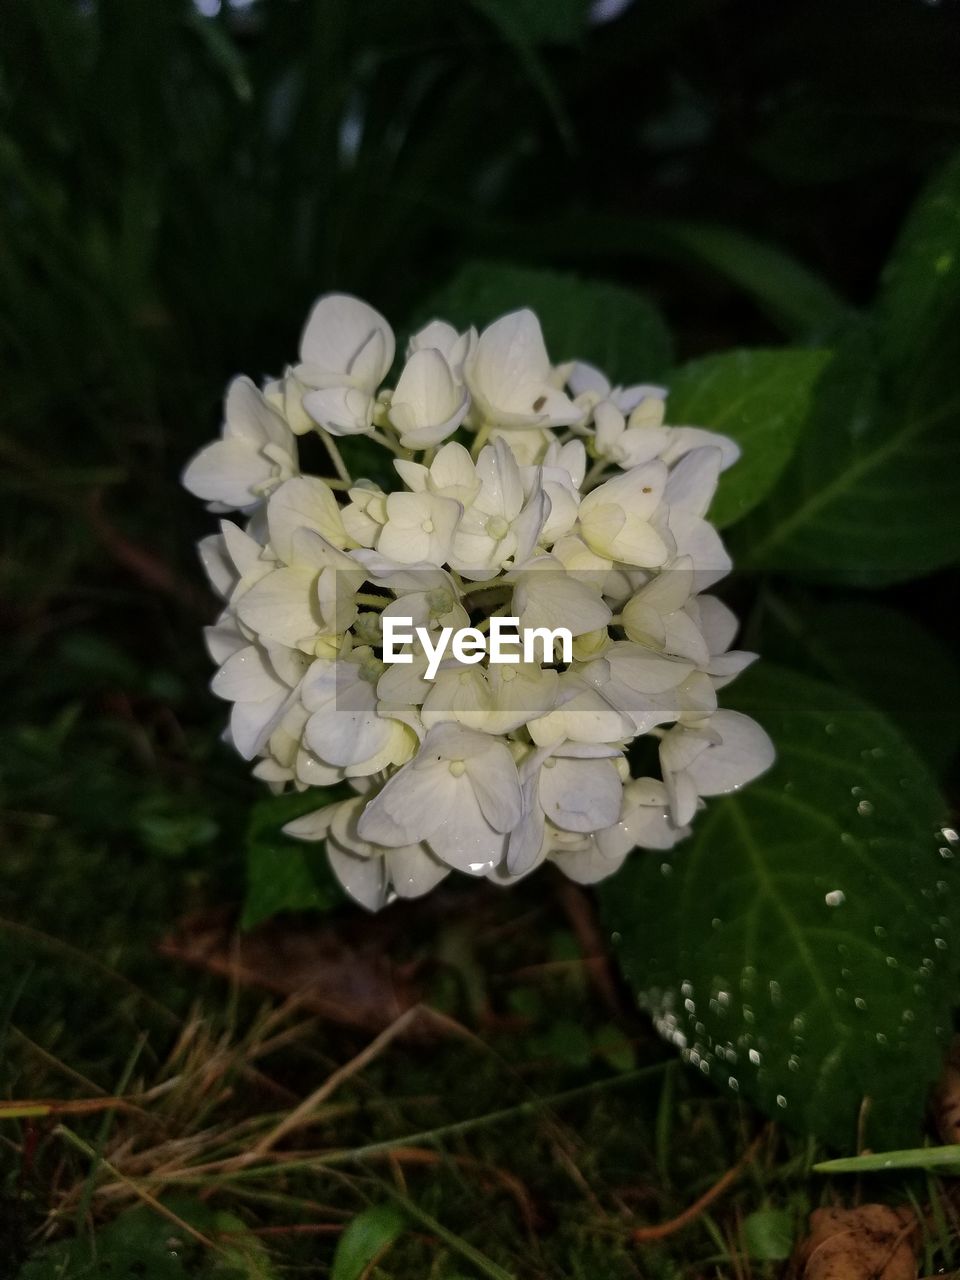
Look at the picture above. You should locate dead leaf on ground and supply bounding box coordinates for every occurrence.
[797,1204,919,1280]
[158,906,422,1034]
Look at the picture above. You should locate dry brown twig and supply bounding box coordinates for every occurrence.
[632,1132,766,1244]
[247,1004,424,1160]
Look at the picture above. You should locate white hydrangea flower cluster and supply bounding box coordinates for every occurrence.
[184,293,774,910]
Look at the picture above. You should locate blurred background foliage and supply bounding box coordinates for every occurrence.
[2,0,960,1274]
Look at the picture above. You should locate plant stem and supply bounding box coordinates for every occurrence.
[583,458,610,490]
[370,428,405,457]
[317,428,352,485]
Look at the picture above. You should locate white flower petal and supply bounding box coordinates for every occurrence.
[567,360,611,398]
[580,460,667,522]
[465,741,522,832]
[221,519,264,578]
[407,319,462,361]
[539,756,622,833]
[696,594,739,654]
[183,439,271,509]
[686,710,776,796]
[236,565,321,650]
[267,476,346,562]
[212,644,284,703]
[204,618,246,664]
[426,785,507,875]
[507,751,549,874]
[579,461,670,567]
[327,841,389,911]
[389,347,469,449]
[667,509,732,590]
[283,804,340,841]
[197,534,235,599]
[604,643,694,694]
[299,294,395,386]
[388,843,450,898]
[551,837,628,884]
[661,426,740,469]
[302,385,374,436]
[357,758,454,847]
[377,492,462,565]
[528,681,633,746]
[514,560,611,637]
[665,446,722,518]
[229,684,296,760]
[225,376,292,451]
[664,764,701,828]
[467,310,579,427]
[425,441,480,503]
[348,328,390,392]
[597,777,689,855]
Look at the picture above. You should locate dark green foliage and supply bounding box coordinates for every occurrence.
[665,347,829,527]
[734,157,960,583]
[242,789,347,927]
[599,664,954,1147]
[417,262,673,382]
[19,1201,275,1279]
[331,1204,406,1280]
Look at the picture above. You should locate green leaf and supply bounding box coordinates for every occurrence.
[207,1211,276,1278]
[759,593,960,775]
[640,221,848,340]
[666,348,830,528]
[490,213,848,340]
[332,1204,406,1280]
[377,1189,516,1280]
[595,1023,637,1073]
[242,789,346,929]
[877,151,960,393]
[18,1198,278,1280]
[733,320,960,584]
[531,1018,593,1067]
[815,1144,960,1175]
[135,797,219,858]
[18,1208,190,1279]
[737,158,960,585]
[416,262,673,384]
[599,663,955,1148]
[741,1208,795,1261]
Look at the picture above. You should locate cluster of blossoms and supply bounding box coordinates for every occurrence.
[184,294,774,910]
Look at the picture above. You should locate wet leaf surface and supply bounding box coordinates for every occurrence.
[600,663,955,1147]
